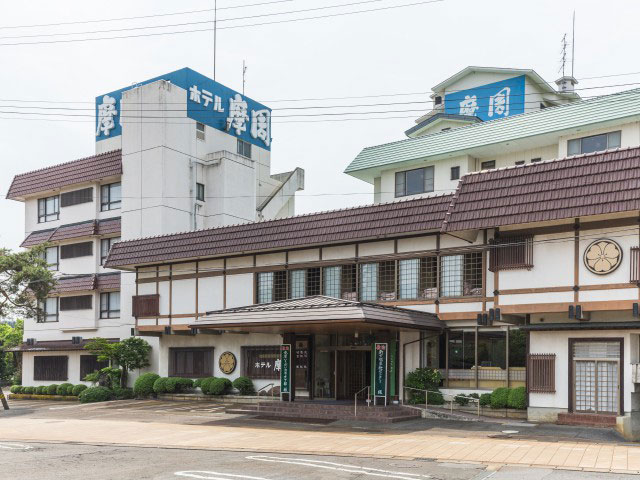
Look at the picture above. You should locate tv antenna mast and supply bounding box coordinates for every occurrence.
[559,33,568,76]
[213,0,218,81]
[571,10,576,77]
[242,60,248,95]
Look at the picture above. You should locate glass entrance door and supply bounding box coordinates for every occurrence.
[336,350,371,400]
[572,341,621,415]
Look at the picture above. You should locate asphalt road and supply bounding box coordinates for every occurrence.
[0,442,638,480]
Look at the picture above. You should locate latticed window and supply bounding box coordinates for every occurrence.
[528,354,555,393]
[257,271,287,303]
[631,247,640,283]
[489,235,533,272]
[440,252,483,297]
[359,261,396,302]
[398,257,437,300]
[323,265,357,300]
[288,268,320,298]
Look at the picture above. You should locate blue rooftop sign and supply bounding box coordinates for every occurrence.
[444,75,525,121]
[95,67,271,150]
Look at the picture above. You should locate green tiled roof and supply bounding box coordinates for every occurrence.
[345,88,640,176]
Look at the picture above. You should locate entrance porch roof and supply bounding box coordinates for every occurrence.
[190,296,444,334]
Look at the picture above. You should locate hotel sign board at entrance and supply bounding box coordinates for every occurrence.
[374,343,388,405]
[280,344,291,399]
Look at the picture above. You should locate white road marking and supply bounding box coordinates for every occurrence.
[175,471,269,480]
[246,455,431,479]
[0,443,33,450]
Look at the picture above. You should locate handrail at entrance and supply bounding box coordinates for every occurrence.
[402,386,480,417]
[256,383,275,414]
[354,385,370,416]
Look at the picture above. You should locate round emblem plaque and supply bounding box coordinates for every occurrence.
[218,351,237,374]
[583,239,623,275]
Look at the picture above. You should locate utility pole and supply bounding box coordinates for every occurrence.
[242,60,248,95]
[0,388,9,410]
[213,0,217,81]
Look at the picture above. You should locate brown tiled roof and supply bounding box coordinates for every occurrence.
[443,147,640,232]
[51,273,121,294]
[21,217,121,247]
[105,194,453,268]
[8,338,119,352]
[96,272,121,290]
[7,149,122,199]
[51,275,96,294]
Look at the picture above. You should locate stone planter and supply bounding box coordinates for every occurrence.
[9,394,78,401]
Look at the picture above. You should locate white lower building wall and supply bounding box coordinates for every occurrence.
[21,351,94,387]
[156,332,283,391]
[528,326,640,422]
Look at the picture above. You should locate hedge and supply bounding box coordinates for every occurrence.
[72,384,88,396]
[134,373,160,398]
[507,386,527,410]
[199,377,217,394]
[232,376,255,395]
[153,377,169,394]
[23,387,35,394]
[490,387,510,409]
[207,378,232,395]
[46,384,60,395]
[57,383,74,396]
[36,386,47,395]
[112,387,134,400]
[479,393,492,407]
[79,386,114,403]
[10,385,22,394]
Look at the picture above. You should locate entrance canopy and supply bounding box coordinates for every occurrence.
[190,296,444,334]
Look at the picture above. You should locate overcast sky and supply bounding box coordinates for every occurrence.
[1,0,639,250]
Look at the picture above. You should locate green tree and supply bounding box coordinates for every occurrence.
[0,246,56,319]
[84,337,152,388]
[0,319,24,384]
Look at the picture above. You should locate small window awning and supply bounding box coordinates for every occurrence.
[190,296,444,334]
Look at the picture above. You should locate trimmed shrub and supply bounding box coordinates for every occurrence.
[479,393,492,407]
[9,385,22,394]
[176,377,194,392]
[507,386,527,410]
[36,386,47,395]
[153,377,169,394]
[78,386,114,403]
[46,384,60,395]
[193,378,203,389]
[207,378,232,396]
[468,393,480,399]
[57,383,74,396]
[490,387,510,409]
[232,376,255,396]
[112,387,134,400]
[427,391,444,405]
[72,384,88,396]
[133,373,160,398]
[199,377,217,395]
[454,394,470,406]
[23,387,35,394]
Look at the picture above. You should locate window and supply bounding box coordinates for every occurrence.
[567,130,621,156]
[440,252,482,297]
[100,237,120,265]
[60,241,93,259]
[132,294,159,317]
[59,295,92,311]
[398,257,437,300]
[196,182,205,202]
[434,96,442,105]
[631,247,640,283]
[527,354,556,393]
[60,187,93,207]
[34,356,68,381]
[100,292,120,318]
[530,157,542,163]
[515,160,525,166]
[37,195,59,223]
[196,121,205,140]
[480,160,496,170]
[101,182,121,211]
[395,166,434,198]
[256,271,287,303]
[237,139,252,158]
[359,261,395,302]
[450,166,460,180]
[241,346,280,379]
[40,246,59,271]
[80,355,109,380]
[39,297,59,322]
[288,268,320,298]
[322,265,357,301]
[169,348,213,378]
[489,236,533,272]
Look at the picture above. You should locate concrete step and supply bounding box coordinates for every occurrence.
[556,413,617,427]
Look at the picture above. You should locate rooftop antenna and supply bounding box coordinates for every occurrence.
[559,33,568,77]
[213,0,217,81]
[571,10,576,77]
[242,60,248,95]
